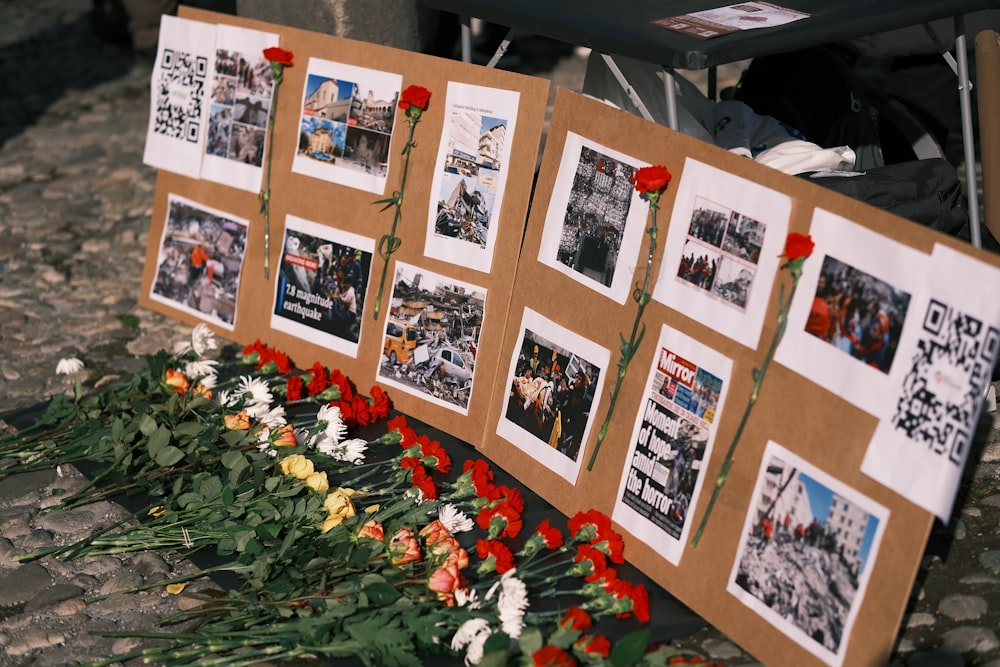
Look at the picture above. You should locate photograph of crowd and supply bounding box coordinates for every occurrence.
[151,196,248,329]
[273,227,372,345]
[730,445,882,663]
[504,329,602,463]
[377,263,485,413]
[298,72,397,177]
[205,48,273,166]
[434,110,508,249]
[677,196,765,310]
[555,146,638,289]
[805,255,911,374]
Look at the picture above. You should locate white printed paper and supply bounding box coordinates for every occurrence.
[862,243,1000,521]
[653,157,791,349]
[612,324,732,565]
[424,81,519,273]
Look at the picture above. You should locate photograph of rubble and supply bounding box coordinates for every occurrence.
[728,441,886,666]
[375,262,486,414]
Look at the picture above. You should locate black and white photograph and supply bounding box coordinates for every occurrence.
[805,255,911,374]
[150,194,248,330]
[728,441,886,667]
[497,308,610,484]
[425,82,520,274]
[376,262,486,414]
[291,58,402,195]
[270,215,374,358]
[537,132,650,304]
[653,159,791,349]
[613,325,731,565]
[676,195,764,311]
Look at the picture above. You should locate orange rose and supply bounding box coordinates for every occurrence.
[272,424,297,447]
[164,368,190,394]
[224,410,251,431]
[388,526,422,565]
[427,560,463,606]
[358,519,385,541]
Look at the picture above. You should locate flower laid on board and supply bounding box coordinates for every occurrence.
[690,232,814,547]
[371,84,432,320]
[260,46,294,280]
[1,323,726,666]
[588,165,672,471]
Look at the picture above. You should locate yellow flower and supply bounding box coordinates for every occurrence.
[148,505,166,517]
[279,454,314,480]
[304,471,329,493]
[166,583,188,595]
[321,487,358,533]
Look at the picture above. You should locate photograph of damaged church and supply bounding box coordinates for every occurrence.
[729,446,884,663]
[435,109,508,248]
[557,146,637,288]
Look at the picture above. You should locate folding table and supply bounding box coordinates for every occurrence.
[422,0,1000,247]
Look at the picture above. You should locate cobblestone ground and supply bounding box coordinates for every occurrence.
[1,2,999,666]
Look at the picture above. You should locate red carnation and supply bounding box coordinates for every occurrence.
[263,46,293,67]
[398,84,431,112]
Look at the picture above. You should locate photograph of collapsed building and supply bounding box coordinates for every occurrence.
[555,146,637,289]
[377,264,485,412]
[504,329,601,463]
[730,448,882,662]
[434,110,507,248]
[205,48,273,166]
[677,196,765,311]
[151,196,248,328]
[299,74,396,177]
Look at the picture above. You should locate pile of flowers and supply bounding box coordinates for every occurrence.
[1,325,721,666]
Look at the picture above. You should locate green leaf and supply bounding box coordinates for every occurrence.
[480,632,511,667]
[197,475,223,501]
[518,626,544,655]
[153,444,184,467]
[176,492,203,509]
[172,421,207,438]
[364,581,401,607]
[220,450,245,469]
[146,426,171,458]
[138,413,158,436]
[222,485,235,507]
[610,628,650,666]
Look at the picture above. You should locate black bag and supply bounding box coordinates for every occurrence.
[804,158,967,235]
[733,46,885,170]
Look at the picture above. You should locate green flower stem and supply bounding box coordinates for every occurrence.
[373,113,421,320]
[690,261,804,547]
[587,192,660,471]
[260,67,284,280]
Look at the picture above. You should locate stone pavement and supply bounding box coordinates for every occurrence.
[1,2,999,665]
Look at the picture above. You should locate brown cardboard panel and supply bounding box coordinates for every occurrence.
[478,87,998,667]
[140,7,550,445]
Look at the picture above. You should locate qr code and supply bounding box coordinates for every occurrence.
[152,49,208,143]
[892,298,999,464]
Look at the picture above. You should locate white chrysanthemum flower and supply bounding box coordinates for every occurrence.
[215,389,232,407]
[191,323,218,356]
[450,618,492,666]
[184,359,219,387]
[497,570,529,639]
[55,357,85,376]
[255,404,287,429]
[454,587,481,610]
[237,375,273,405]
[316,404,347,443]
[256,428,278,457]
[439,504,474,534]
[333,437,367,464]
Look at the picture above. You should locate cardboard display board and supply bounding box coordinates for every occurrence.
[139,7,550,444]
[137,11,1000,665]
[480,88,1000,667]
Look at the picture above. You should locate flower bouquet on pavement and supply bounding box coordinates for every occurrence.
[1,324,721,666]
